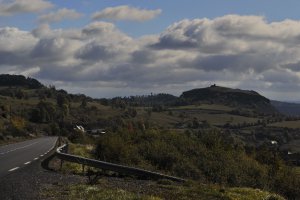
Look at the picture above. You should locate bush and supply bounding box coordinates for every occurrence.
[94,128,300,199]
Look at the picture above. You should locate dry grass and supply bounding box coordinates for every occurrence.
[42,181,285,200]
[268,120,300,129]
[60,143,96,174]
[171,104,233,112]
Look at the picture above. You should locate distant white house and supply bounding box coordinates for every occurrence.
[87,128,106,135]
[74,125,85,132]
[270,140,278,145]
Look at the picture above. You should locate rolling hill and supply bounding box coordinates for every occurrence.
[271,100,300,116]
[180,85,278,114]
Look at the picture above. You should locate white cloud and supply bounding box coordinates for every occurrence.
[0,0,53,16]
[0,27,37,67]
[92,5,161,21]
[38,8,83,23]
[81,21,132,43]
[32,23,83,40]
[31,37,81,61]
[0,27,37,51]
[3,15,300,99]
[151,15,300,74]
[152,15,292,54]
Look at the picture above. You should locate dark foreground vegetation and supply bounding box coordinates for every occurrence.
[1,74,300,199]
[94,127,300,199]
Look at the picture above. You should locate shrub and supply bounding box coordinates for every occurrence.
[94,128,300,199]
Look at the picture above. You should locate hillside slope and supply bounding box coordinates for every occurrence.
[0,74,43,89]
[271,100,300,116]
[180,85,278,114]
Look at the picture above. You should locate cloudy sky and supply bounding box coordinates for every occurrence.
[1,0,300,101]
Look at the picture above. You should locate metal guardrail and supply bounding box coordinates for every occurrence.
[56,144,185,182]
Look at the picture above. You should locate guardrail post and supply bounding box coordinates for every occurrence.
[65,143,68,153]
[60,159,63,170]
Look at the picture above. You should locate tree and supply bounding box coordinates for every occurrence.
[62,104,69,118]
[80,98,87,108]
[57,93,69,108]
[30,101,56,123]
[50,123,60,136]
[192,117,200,128]
[15,89,25,99]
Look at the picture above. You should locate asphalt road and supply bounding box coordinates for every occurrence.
[0,137,57,178]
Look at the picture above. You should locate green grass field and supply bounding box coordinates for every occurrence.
[268,120,300,129]
[138,104,260,128]
[186,112,259,126]
[170,104,233,112]
[280,140,300,153]
[60,143,96,174]
[148,112,180,128]
[295,167,300,178]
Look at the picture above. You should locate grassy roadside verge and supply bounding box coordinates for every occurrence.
[60,143,96,174]
[53,142,286,200]
[42,179,285,200]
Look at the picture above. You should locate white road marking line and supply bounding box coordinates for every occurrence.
[0,142,39,155]
[50,138,57,151]
[34,157,38,160]
[8,167,19,172]
[24,161,31,165]
[40,154,43,157]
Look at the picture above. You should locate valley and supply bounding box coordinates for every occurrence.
[0,75,300,199]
